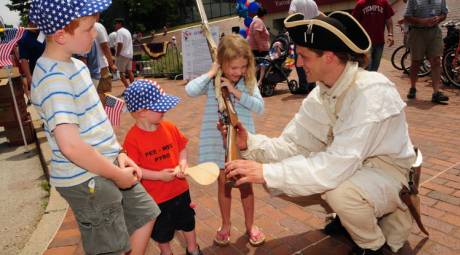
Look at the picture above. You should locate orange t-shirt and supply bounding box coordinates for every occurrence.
[123,121,189,204]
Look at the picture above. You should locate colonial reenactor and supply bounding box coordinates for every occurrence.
[224,11,423,255]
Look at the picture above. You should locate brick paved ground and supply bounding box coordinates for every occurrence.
[43,1,460,254]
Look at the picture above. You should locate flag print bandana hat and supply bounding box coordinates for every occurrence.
[124,79,180,113]
[29,0,112,35]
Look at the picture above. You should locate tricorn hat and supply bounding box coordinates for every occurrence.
[284,11,371,54]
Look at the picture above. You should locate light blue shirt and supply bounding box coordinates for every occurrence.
[404,0,448,22]
[185,74,264,168]
[31,56,120,187]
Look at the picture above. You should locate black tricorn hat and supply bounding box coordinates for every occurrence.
[284,11,371,54]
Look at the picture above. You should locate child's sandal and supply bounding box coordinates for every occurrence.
[247,226,265,246]
[214,227,230,246]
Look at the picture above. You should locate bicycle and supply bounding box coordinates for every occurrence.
[401,50,431,77]
[441,20,460,87]
[391,23,431,76]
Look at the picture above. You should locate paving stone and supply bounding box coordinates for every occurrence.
[42,1,460,254]
[435,201,460,216]
[421,215,455,234]
[427,191,460,205]
[440,213,460,228]
[423,181,456,194]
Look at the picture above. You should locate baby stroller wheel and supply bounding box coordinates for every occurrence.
[288,80,299,94]
[260,83,275,97]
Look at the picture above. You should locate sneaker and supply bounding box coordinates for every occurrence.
[185,245,203,255]
[431,91,449,103]
[348,245,383,255]
[406,87,416,99]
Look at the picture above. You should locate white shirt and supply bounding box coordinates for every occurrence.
[108,31,117,48]
[289,0,320,19]
[94,22,109,68]
[116,27,133,59]
[241,62,415,212]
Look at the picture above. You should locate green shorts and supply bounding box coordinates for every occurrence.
[56,177,160,255]
[407,26,443,61]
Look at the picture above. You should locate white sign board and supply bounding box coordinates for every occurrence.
[182,26,219,80]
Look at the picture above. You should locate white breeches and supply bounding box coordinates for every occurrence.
[323,167,413,252]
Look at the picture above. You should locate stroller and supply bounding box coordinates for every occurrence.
[256,33,299,97]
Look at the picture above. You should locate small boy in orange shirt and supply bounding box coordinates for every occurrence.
[123,80,203,255]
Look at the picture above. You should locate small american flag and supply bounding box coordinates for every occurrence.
[104,94,125,127]
[0,27,25,67]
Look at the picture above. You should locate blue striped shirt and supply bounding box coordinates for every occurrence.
[185,74,264,168]
[31,57,121,187]
[404,0,448,21]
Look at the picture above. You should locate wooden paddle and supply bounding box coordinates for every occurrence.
[175,162,219,185]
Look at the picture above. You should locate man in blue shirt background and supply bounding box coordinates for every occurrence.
[18,20,45,104]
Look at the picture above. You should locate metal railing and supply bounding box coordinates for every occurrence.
[134,43,182,79]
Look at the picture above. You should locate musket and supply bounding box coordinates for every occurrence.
[195,0,240,186]
[221,86,240,182]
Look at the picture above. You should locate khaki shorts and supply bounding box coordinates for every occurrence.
[97,67,112,94]
[407,26,443,61]
[116,56,132,73]
[56,176,160,255]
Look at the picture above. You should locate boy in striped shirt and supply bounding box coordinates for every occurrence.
[29,0,160,254]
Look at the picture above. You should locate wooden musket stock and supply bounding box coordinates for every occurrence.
[221,86,240,186]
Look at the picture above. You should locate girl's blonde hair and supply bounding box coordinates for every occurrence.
[217,34,256,94]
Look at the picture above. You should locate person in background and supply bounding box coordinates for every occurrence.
[94,17,117,104]
[248,7,270,58]
[108,30,120,81]
[75,41,100,83]
[18,20,45,104]
[114,18,134,89]
[247,7,270,88]
[108,31,117,56]
[404,0,449,104]
[352,0,395,71]
[289,0,323,94]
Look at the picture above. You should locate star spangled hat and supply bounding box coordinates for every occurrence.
[29,0,112,35]
[124,79,180,113]
[284,11,371,54]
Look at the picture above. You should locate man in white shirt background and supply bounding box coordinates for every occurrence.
[94,16,117,103]
[288,0,323,94]
[108,31,118,56]
[114,18,134,90]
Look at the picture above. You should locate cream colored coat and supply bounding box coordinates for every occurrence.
[242,62,416,217]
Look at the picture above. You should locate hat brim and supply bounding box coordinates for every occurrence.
[284,11,370,54]
[147,94,180,113]
[30,0,112,35]
[78,0,112,18]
